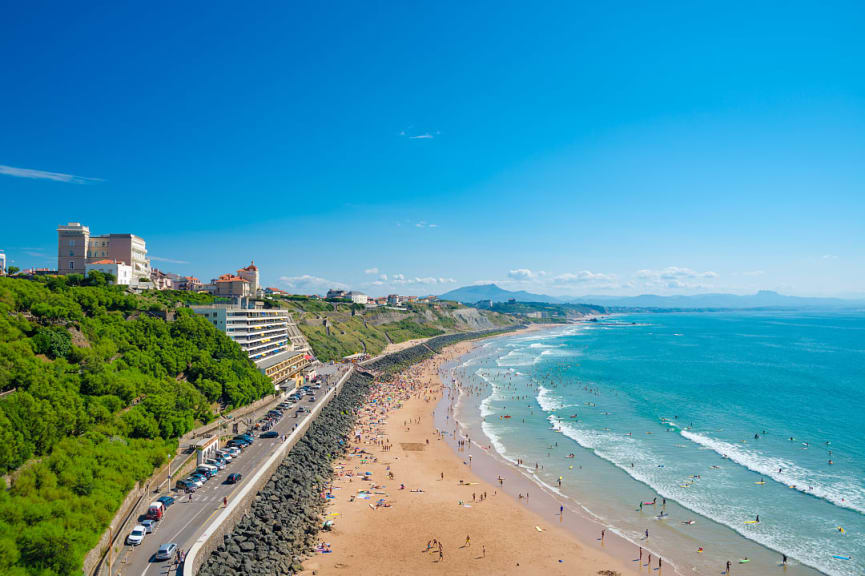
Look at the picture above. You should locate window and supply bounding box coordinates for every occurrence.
[69,261,74,269]
[69,251,74,257]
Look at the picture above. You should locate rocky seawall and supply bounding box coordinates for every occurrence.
[197,371,373,576]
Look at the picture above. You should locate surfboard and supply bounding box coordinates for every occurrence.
[755,481,766,485]
[744,520,758,524]
[832,555,850,560]
[739,558,751,564]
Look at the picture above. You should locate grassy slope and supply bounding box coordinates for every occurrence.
[271,296,517,361]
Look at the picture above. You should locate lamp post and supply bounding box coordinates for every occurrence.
[167,454,172,491]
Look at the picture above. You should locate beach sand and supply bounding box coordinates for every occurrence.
[302,339,637,576]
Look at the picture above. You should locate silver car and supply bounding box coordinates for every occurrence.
[155,542,178,561]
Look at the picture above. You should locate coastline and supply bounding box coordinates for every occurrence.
[303,324,636,575]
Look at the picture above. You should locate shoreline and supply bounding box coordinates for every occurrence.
[303,324,636,575]
[440,322,831,576]
[438,327,662,575]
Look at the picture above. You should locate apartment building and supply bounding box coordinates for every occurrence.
[56,222,151,285]
[190,299,310,387]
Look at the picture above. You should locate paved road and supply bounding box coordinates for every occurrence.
[111,364,348,576]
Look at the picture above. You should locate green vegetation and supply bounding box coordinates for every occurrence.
[270,295,517,361]
[0,274,274,576]
[485,300,606,322]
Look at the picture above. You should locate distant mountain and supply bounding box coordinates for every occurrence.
[438,285,865,309]
[567,290,865,309]
[438,284,563,304]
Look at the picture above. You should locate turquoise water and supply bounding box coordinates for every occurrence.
[449,311,865,576]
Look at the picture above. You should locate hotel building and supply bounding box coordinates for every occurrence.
[191,299,309,387]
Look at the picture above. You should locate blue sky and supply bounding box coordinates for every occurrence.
[1,1,864,297]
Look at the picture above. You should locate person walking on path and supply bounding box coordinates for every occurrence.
[223,496,228,507]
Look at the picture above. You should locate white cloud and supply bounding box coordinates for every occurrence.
[364,267,379,275]
[409,133,434,139]
[633,266,719,291]
[742,270,765,277]
[151,256,190,265]
[0,164,103,184]
[553,270,616,284]
[384,274,454,286]
[822,254,839,260]
[378,273,388,281]
[414,221,439,228]
[508,268,543,281]
[279,274,347,294]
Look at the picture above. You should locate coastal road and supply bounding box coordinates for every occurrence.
[111,364,347,576]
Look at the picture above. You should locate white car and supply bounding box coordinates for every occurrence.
[127,525,147,546]
[216,450,232,462]
[226,447,241,457]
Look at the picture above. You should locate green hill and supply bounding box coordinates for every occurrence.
[0,274,275,576]
[269,296,518,361]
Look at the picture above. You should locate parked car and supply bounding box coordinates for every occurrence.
[260,430,278,439]
[140,519,156,534]
[206,458,226,471]
[308,396,316,402]
[226,472,243,484]
[146,501,165,520]
[186,475,205,486]
[155,542,178,561]
[157,495,175,508]
[226,447,241,457]
[127,525,147,546]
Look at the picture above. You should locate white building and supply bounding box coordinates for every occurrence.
[0,251,6,275]
[86,259,133,285]
[347,291,368,305]
[190,300,309,387]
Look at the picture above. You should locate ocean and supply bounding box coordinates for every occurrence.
[443,311,865,576]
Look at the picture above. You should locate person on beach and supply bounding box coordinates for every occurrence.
[600,529,605,542]
[645,529,649,539]
[726,560,732,574]
[465,534,471,547]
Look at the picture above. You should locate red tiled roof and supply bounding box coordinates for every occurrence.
[216,275,248,283]
[90,259,119,265]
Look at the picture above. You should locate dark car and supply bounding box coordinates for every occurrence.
[157,495,175,507]
[260,430,279,439]
[308,395,316,402]
[226,473,243,484]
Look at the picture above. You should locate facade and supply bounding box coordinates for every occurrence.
[237,261,260,295]
[387,294,400,306]
[150,268,175,290]
[57,222,90,274]
[194,437,219,466]
[0,251,5,275]
[56,222,152,285]
[86,259,133,285]
[213,274,250,297]
[326,288,347,299]
[190,300,310,386]
[176,276,203,291]
[258,350,309,387]
[347,291,368,305]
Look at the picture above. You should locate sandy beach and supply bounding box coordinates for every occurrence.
[302,336,637,576]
